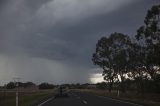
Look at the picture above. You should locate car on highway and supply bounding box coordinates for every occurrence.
[55,86,69,98]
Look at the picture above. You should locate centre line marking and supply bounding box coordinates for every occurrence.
[83,100,88,104]
[38,97,54,106]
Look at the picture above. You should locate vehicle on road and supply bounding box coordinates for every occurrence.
[55,86,69,98]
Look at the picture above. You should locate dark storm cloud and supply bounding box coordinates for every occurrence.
[0,0,8,7]
[0,0,159,84]
[27,0,158,65]
[25,0,53,10]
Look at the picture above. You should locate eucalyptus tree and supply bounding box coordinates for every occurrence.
[109,33,132,92]
[127,43,148,94]
[135,5,160,81]
[92,32,132,92]
[92,36,117,92]
[135,5,160,92]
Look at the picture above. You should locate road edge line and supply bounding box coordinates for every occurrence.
[82,100,88,104]
[96,95,142,106]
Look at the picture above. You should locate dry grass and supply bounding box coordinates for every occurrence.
[0,89,54,106]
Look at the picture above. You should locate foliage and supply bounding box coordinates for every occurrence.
[96,82,107,89]
[6,82,16,89]
[92,32,132,92]
[92,5,160,94]
[38,83,55,89]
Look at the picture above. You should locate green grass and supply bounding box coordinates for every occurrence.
[0,89,54,106]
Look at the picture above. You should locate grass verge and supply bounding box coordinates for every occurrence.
[0,89,54,106]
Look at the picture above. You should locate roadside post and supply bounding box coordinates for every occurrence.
[117,90,120,97]
[13,77,20,106]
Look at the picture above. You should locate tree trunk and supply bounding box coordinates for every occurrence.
[108,79,113,93]
[119,74,126,93]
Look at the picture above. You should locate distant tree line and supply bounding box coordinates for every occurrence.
[38,83,55,89]
[5,82,36,89]
[3,82,55,90]
[92,5,160,94]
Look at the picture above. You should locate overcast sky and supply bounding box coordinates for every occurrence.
[0,0,159,85]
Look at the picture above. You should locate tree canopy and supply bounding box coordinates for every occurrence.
[92,5,160,93]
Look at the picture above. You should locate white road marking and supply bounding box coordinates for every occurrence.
[82,100,88,104]
[96,95,143,106]
[77,96,80,99]
[38,97,54,106]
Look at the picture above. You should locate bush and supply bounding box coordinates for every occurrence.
[38,83,55,89]
[96,82,107,89]
[6,82,16,89]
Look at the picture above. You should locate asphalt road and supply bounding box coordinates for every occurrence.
[37,91,142,106]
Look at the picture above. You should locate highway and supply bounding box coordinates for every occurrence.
[37,91,142,106]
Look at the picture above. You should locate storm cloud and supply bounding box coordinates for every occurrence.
[0,0,159,84]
